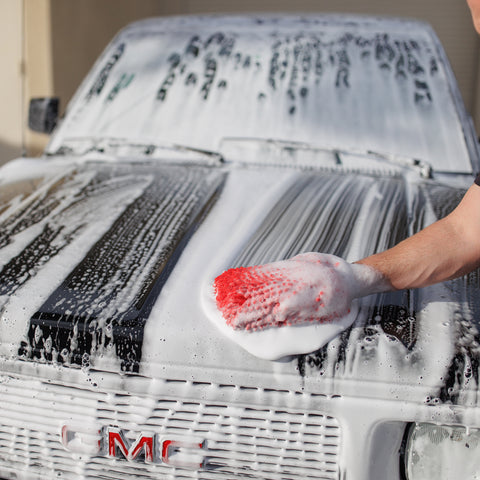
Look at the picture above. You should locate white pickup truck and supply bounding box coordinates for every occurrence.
[0,13,479,480]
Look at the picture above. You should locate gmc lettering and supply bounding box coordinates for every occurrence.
[61,425,205,469]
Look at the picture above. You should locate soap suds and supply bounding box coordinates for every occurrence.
[214,253,353,331]
[205,253,374,360]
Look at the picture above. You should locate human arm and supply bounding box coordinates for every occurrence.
[467,0,480,33]
[355,183,480,290]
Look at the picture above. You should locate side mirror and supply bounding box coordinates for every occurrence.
[28,97,59,134]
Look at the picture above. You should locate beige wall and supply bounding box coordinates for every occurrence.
[0,0,24,163]
[24,0,54,155]
[0,0,54,160]
[1,0,479,161]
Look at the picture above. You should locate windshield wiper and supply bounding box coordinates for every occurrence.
[219,137,433,178]
[364,150,433,179]
[47,137,225,165]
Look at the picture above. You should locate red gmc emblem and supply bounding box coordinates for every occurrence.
[61,424,205,469]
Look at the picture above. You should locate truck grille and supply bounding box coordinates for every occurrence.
[0,375,341,479]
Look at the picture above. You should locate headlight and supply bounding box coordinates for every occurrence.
[404,423,480,479]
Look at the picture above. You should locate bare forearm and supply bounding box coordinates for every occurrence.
[356,184,480,291]
[357,217,476,290]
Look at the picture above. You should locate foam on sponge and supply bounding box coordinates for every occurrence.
[214,253,355,331]
[206,253,386,360]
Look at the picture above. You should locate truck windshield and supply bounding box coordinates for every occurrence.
[48,16,473,173]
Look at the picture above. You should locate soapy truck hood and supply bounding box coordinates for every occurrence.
[1,12,480,409]
[0,154,478,408]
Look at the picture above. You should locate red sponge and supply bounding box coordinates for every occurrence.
[214,253,351,331]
